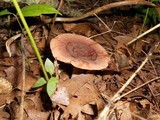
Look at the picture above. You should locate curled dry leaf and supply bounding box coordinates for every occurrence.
[50,33,110,70]
[5,34,21,57]
[0,77,12,94]
[81,104,94,115]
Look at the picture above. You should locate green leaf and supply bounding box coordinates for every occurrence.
[0,9,12,16]
[21,4,61,17]
[47,77,59,96]
[151,0,159,2]
[45,58,54,76]
[32,77,47,88]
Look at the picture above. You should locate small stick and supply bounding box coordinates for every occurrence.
[93,13,110,31]
[55,0,155,22]
[127,23,160,45]
[98,38,160,120]
[118,77,160,100]
[19,35,26,120]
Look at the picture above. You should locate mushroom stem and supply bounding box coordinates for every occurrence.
[54,59,60,79]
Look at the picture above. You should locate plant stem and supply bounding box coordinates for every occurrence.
[11,0,49,81]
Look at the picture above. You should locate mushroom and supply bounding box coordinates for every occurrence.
[50,33,110,70]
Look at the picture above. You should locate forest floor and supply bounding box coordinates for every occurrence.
[0,0,160,120]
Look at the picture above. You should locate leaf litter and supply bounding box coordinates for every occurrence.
[0,0,160,120]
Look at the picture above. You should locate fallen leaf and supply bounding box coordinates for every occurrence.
[148,114,160,120]
[51,87,69,106]
[81,104,94,115]
[17,68,38,91]
[0,77,12,94]
[26,109,50,120]
[110,101,132,120]
[63,23,92,37]
[51,74,104,119]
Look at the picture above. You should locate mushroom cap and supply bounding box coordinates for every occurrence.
[50,33,110,70]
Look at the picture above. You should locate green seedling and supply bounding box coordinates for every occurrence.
[0,1,61,96]
[133,0,160,25]
[21,4,61,17]
[0,9,12,16]
[1,0,61,81]
[45,58,55,77]
[133,0,159,34]
[47,77,59,96]
[0,4,61,17]
[32,77,47,88]
[32,58,59,96]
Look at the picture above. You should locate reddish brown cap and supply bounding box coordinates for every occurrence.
[50,33,110,70]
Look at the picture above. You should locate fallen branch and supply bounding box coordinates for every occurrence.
[55,0,155,22]
[98,34,160,120]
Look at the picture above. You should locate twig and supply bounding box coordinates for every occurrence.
[131,113,147,120]
[19,35,26,120]
[113,45,156,101]
[118,77,160,99]
[54,59,59,79]
[93,13,110,31]
[98,37,160,120]
[89,17,126,39]
[48,0,63,42]
[55,0,155,22]
[52,0,63,24]
[127,23,160,45]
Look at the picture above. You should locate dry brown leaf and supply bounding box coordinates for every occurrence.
[114,35,133,50]
[77,112,85,120]
[113,26,142,70]
[26,109,50,120]
[114,25,140,49]
[9,92,49,119]
[30,60,41,76]
[17,69,38,91]
[139,99,150,108]
[114,51,130,70]
[51,87,69,106]
[24,93,44,111]
[148,114,160,120]
[51,74,104,119]
[63,23,92,37]
[4,66,17,85]
[62,82,103,119]
[0,77,12,94]
[0,107,10,120]
[81,104,94,115]
[52,109,61,120]
[4,65,36,90]
[23,38,35,56]
[110,101,132,120]
[129,99,151,120]
[0,58,20,66]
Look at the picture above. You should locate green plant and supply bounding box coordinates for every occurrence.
[11,1,61,95]
[32,58,59,96]
[0,1,61,95]
[133,0,160,26]
[0,1,61,81]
